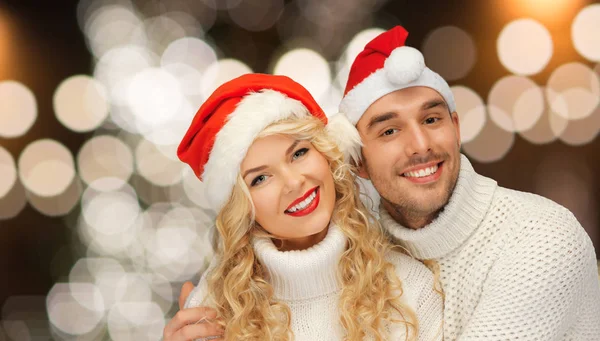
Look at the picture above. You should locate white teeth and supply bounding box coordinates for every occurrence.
[403,165,438,178]
[287,190,317,213]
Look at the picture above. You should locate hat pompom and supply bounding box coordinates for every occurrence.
[384,46,425,85]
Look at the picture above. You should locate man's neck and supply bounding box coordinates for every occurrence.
[381,199,437,230]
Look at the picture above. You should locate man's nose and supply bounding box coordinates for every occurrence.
[405,125,432,156]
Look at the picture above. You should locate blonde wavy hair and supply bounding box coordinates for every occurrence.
[205,115,418,340]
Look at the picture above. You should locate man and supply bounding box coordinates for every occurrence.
[338,26,600,340]
[165,26,600,340]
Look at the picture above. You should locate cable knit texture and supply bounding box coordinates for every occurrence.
[185,225,443,340]
[380,154,600,341]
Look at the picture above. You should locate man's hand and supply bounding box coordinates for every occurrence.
[162,281,223,341]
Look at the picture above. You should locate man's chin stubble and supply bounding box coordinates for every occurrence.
[380,181,455,229]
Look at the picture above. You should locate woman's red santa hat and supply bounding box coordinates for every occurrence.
[339,26,457,124]
[177,73,361,212]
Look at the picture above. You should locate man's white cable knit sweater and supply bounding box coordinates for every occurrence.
[185,225,444,340]
[380,154,600,341]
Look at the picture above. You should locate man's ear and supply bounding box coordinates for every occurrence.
[451,111,461,148]
[355,159,370,179]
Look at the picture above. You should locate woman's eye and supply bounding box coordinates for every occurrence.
[251,174,267,186]
[292,148,309,160]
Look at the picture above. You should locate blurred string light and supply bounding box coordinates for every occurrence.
[17,139,75,198]
[160,11,205,38]
[69,258,128,310]
[544,62,600,146]
[228,0,284,32]
[135,138,185,187]
[504,0,584,26]
[200,59,253,99]
[203,0,243,10]
[1,321,30,341]
[557,105,600,146]
[488,75,545,133]
[273,48,331,102]
[79,184,142,256]
[497,18,553,75]
[422,26,477,81]
[0,176,27,220]
[46,283,105,336]
[181,168,213,211]
[519,85,570,145]
[546,62,600,120]
[126,67,185,129]
[140,15,188,56]
[107,302,165,341]
[26,177,82,217]
[461,114,515,163]
[144,205,211,282]
[77,135,134,192]
[572,4,600,62]
[461,81,519,162]
[94,45,156,108]
[83,4,146,58]
[53,75,110,132]
[161,37,217,97]
[0,145,26,220]
[450,86,486,143]
[0,81,37,138]
[0,146,17,199]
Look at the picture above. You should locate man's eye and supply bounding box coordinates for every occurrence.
[251,175,267,186]
[425,117,439,124]
[292,148,309,160]
[382,129,397,136]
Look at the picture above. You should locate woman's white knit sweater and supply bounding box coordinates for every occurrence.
[380,155,600,341]
[185,225,444,340]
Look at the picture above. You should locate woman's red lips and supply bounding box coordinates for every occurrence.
[285,187,320,217]
[285,186,319,212]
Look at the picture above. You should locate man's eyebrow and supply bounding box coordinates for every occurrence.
[366,112,398,130]
[242,140,300,179]
[422,99,447,111]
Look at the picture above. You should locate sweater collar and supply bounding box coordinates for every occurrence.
[252,224,346,301]
[379,154,497,260]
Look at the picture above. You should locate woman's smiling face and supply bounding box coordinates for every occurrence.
[240,134,336,251]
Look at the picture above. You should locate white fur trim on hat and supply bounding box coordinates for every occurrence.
[202,90,310,211]
[325,113,363,164]
[339,50,456,125]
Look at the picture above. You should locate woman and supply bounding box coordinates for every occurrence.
[165,74,442,341]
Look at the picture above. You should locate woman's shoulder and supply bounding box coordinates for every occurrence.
[184,258,219,309]
[184,273,210,308]
[384,249,435,292]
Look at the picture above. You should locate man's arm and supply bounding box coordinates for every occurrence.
[458,209,600,340]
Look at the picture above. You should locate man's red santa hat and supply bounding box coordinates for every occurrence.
[339,26,456,124]
[177,73,361,212]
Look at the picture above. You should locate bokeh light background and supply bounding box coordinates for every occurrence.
[0,0,599,339]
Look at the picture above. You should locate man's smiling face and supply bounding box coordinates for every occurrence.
[356,86,462,224]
